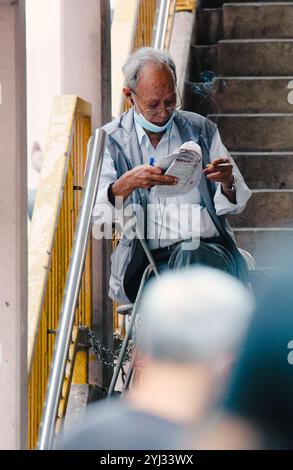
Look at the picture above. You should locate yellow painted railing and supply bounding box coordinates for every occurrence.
[133,0,157,50]
[176,0,196,12]
[28,96,92,449]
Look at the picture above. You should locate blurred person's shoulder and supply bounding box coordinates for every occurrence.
[58,397,187,450]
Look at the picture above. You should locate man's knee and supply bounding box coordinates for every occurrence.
[169,241,233,274]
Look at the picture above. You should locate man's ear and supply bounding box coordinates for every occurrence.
[123,87,132,101]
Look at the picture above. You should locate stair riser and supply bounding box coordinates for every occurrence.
[196,8,222,45]
[218,41,293,76]
[233,154,293,190]
[185,78,293,114]
[235,230,293,268]
[224,4,293,39]
[201,0,291,6]
[208,115,293,152]
[229,192,293,228]
[189,45,218,82]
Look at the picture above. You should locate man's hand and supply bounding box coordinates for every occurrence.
[112,164,178,201]
[203,157,236,203]
[203,158,233,186]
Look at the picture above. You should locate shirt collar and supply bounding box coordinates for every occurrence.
[134,111,179,148]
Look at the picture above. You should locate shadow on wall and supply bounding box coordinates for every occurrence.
[28,140,43,219]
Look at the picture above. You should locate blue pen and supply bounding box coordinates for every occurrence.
[149,156,155,166]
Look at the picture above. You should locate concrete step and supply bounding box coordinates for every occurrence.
[228,190,293,227]
[185,77,293,114]
[232,152,293,189]
[208,114,293,152]
[218,39,293,76]
[189,45,218,82]
[234,228,293,267]
[224,3,293,39]
[184,80,213,116]
[196,8,222,45]
[201,0,289,6]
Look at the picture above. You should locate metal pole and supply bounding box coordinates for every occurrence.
[107,265,153,398]
[37,128,106,450]
[153,0,172,50]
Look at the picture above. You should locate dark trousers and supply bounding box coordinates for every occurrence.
[151,239,238,277]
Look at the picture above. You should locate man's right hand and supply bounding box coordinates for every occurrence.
[111,164,178,201]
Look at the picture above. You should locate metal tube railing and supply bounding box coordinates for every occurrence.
[107,264,153,397]
[37,128,106,450]
[153,0,172,49]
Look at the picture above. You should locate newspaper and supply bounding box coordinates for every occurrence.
[152,141,202,196]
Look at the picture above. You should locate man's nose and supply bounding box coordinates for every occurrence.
[155,103,170,118]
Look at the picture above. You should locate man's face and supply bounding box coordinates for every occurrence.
[133,63,177,126]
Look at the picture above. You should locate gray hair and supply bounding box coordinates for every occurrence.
[122,47,177,91]
[137,267,254,364]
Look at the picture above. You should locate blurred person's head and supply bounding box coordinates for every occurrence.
[128,267,254,425]
[137,266,254,363]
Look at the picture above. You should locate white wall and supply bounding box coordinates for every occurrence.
[0,0,27,449]
[26,0,61,189]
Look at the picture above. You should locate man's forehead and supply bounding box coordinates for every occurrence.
[140,61,173,77]
[136,62,175,91]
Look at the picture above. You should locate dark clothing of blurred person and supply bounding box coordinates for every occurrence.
[222,272,293,449]
[59,399,187,450]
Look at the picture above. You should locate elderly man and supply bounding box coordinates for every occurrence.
[92,47,252,304]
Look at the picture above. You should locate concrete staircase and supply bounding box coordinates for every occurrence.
[185,1,293,271]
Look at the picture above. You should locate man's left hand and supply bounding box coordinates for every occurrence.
[203,157,233,189]
[203,157,236,203]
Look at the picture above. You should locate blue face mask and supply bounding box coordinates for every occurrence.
[134,110,175,133]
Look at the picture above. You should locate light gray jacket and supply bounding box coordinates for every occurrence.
[98,108,247,304]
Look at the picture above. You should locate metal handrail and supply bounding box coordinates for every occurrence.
[153,0,175,50]
[37,128,106,450]
[107,264,154,398]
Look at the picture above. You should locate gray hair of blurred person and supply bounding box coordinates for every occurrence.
[137,267,254,364]
[122,47,177,91]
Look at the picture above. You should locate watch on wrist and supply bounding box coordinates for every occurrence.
[223,177,236,193]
